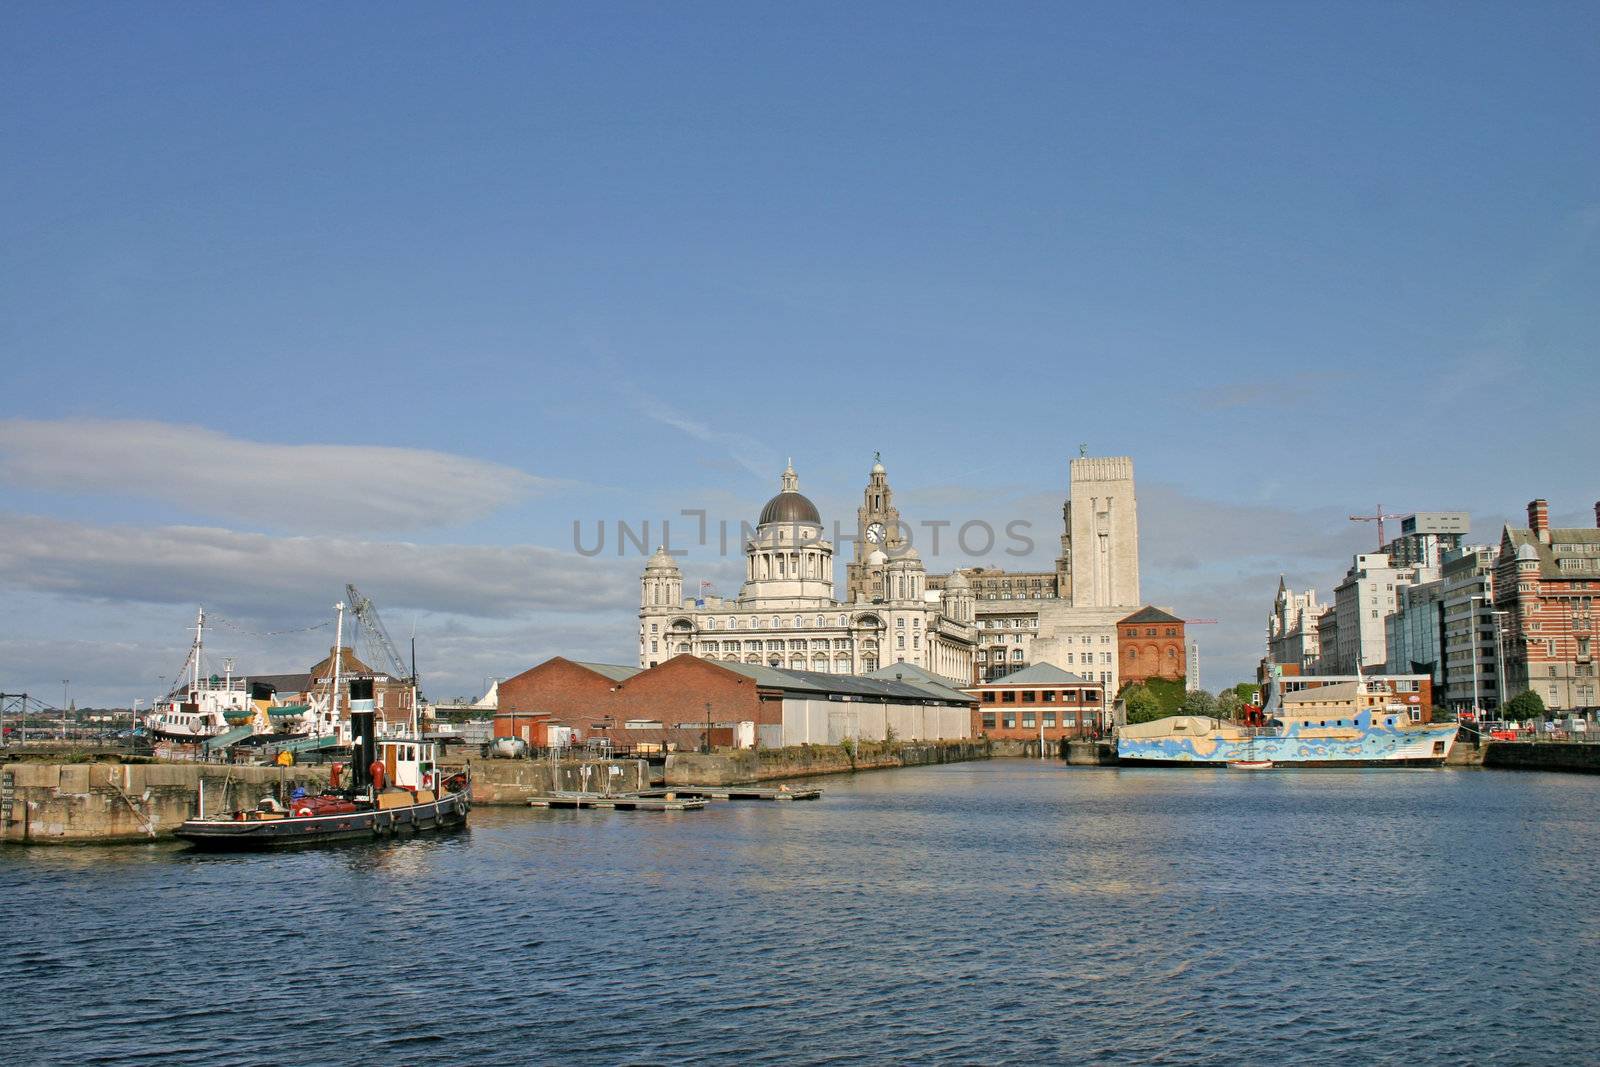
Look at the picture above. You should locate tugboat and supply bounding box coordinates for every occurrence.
[175,679,469,849]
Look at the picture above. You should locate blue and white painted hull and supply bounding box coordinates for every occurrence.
[1117,714,1457,766]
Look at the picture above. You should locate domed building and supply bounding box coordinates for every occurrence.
[638,460,976,683]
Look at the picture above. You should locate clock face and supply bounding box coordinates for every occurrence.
[866,522,886,544]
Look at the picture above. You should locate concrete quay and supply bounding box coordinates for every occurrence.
[664,739,988,786]
[1,761,329,844]
[453,757,652,805]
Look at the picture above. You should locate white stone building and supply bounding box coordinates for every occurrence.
[638,461,977,683]
[928,454,1145,689]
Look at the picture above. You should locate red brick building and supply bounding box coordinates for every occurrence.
[493,654,972,749]
[1495,499,1600,710]
[965,663,1106,741]
[1116,607,1186,687]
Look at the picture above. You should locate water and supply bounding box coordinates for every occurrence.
[4,761,1599,1065]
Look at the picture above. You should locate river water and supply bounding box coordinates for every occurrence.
[4,761,1599,1065]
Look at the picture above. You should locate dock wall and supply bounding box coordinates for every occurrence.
[1482,742,1600,774]
[459,758,651,805]
[1,762,329,844]
[665,739,988,786]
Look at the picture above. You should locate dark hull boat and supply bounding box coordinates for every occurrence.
[175,677,469,851]
[175,786,469,849]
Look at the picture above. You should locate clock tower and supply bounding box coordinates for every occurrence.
[846,452,906,602]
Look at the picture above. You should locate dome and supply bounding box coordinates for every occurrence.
[757,461,821,526]
[946,571,971,590]
[758,491,822,526]
[867,549,888,565]
[1515,542,1539,561]
[645,545,681,572]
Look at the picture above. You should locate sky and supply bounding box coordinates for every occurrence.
[2,3,1597,707]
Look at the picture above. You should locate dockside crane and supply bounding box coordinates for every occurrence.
[344,584,417,696]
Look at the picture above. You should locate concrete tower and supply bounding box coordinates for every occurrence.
[1067,456,1140,608]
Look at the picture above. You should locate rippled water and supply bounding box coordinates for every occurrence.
[4,762,1600,1065]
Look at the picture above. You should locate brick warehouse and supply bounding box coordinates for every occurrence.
[495,654,973,749]
[1116,606,1187,688]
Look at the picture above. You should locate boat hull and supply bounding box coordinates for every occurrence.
[175,791,470,850]
[1118,721,1458,767]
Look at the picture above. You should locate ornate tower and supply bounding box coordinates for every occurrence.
[640,546,683,608]
[847,452,906,602]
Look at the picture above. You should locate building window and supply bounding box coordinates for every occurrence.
[1063,713,1077,726]
[1001,692,1016,703]
[1003,715,1016,729]
[1042,711,1056,727]
[1022,691,1036,703]
[982,692,995,703]
[1042,690,1055,702]
[1022,713,1036,728]
[981,712,996,729]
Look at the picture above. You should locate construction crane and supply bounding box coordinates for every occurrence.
[1349,504,1406,551]
[344,584,415,691]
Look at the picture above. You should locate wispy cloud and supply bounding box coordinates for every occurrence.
[0,419,564,533]
[1195,371,1349,411]
[630,394,777,481]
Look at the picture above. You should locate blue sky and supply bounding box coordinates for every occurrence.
[2,3,1596,705]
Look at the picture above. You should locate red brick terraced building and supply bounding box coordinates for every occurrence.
[965,662,1106,741]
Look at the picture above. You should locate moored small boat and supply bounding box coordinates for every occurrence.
[1227,760,1274,771]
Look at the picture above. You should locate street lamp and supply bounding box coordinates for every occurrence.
[1469,596,1485,720]
[1491,610,1511,711]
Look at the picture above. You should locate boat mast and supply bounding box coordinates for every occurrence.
[191,606,204,698]
[330,600,345,739]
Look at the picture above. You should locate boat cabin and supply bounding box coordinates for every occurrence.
[379,738,439,792]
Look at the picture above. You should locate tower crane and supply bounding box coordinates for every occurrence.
[1349,504,1406,552]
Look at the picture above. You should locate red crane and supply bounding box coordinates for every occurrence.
[1349,504,1406,551]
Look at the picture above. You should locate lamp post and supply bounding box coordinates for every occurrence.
[1492,610,1511,711]
[1469,595,1489,720]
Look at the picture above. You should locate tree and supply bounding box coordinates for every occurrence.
[1180,690,1217,718]
[1216,689,1243,719]
[1504,690,1546,722]
[1123,684,1165,724]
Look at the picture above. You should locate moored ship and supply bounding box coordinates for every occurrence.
[175,679,469,849]
[1117,677,1458,767]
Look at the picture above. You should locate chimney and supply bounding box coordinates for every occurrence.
[1528,499,1550,544]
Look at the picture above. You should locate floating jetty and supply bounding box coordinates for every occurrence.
[527,793,708,811]
[526,784,822,813]
[640,785,822,802]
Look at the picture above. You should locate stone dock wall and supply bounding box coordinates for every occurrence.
[1,762,329,844]
[665,740,988,786]
[456,758,651,805]
[988,739,1118,764]
[1482,742,1600,774]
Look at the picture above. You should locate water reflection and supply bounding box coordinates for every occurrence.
[3,763,1599,1064]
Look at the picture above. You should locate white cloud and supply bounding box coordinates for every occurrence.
[0,418,561,532]
[0,513,635,620]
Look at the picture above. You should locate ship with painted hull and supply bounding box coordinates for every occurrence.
[176,678,469,850]
[1118,676,1457,767]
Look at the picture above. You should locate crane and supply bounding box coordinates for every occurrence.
[344,584,414,691]
[1349,504,1406,552]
